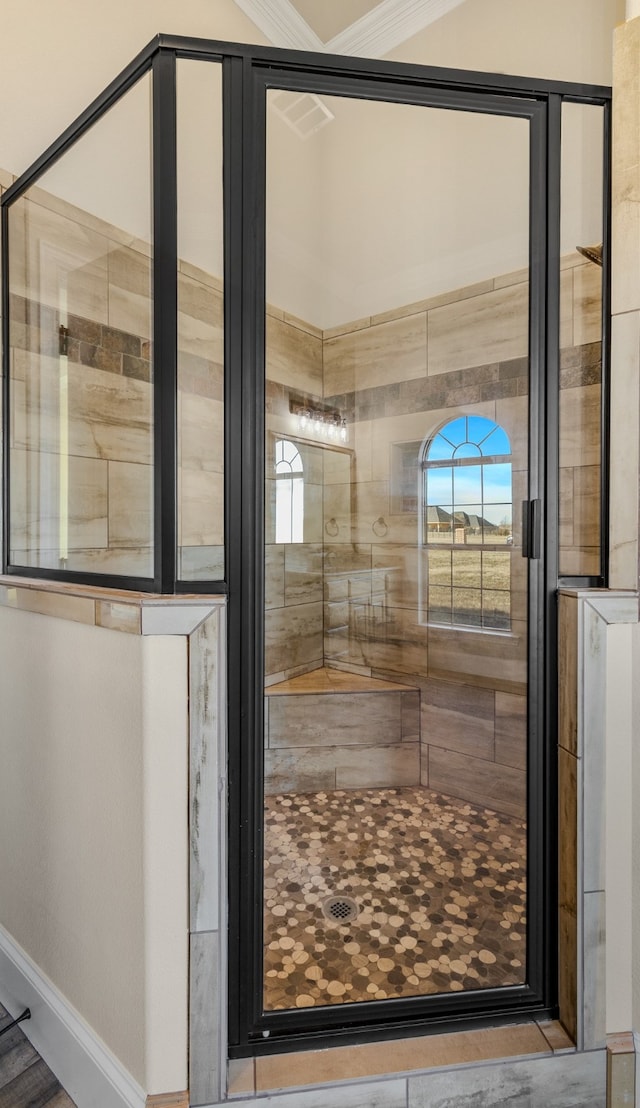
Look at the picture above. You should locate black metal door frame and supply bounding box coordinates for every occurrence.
[225,49,610,1057]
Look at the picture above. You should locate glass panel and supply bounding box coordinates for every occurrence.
[263,90,529,1012]
[428,549,452,584]
[453,464,481,504]
[426,466,452,505]
[559,102,603,577]
[452,549,481,586]
[8,75,153,577]
[453,586,482,627]
[484,462,512,503]
[176,60,224,582]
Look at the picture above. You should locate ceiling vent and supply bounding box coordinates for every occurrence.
[270,88,334,139]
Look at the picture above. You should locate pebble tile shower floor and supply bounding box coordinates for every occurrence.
[264,786,526,1009]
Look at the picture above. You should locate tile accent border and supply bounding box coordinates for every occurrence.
[145,1093,189,1108]
[0,576,224,636]
[558,589,638,1052]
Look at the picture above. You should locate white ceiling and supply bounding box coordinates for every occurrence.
[232,0,468,56]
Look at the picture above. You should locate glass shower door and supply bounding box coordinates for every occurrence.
[260,85,534,1016]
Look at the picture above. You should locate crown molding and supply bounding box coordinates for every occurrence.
[326,0,468,57]
[232,0,324,50]
[233,0,468,57]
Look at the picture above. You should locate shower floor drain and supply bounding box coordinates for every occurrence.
[321,895,359,924]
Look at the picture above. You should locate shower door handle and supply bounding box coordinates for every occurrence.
[521,499,541,559]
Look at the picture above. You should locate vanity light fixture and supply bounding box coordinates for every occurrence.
[292,403,348,443]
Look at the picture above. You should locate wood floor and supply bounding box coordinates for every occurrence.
[0,1004,76,1107]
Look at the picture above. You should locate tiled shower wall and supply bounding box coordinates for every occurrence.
[3,181,601,816]
[264,253,600,815]
[6,182,224,580]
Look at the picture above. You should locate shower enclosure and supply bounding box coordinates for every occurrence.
[0,36,610,1057]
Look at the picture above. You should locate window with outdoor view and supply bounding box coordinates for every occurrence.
[422,415,513,630]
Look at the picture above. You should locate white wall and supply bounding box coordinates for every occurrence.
[0,608,189,1094]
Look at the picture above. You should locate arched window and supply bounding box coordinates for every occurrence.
[422,415,512,630]
[275,439,304,543]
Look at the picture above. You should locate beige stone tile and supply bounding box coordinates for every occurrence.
[493,267,529,290]
[608,1047,636,1108]
[371,279,495,325]
[427,622,527,695]
[15,353,153,465]
[371,543,422,610]
[559,268,575,350]
[265,544,285,610]
[609,311,640,587]
[353,480,390,542]
[266,667,408,694]
[494,393,529,471]
[178,308,222,365]
[11,449,108,552]
[573,263,602,348]
[108,460,153,547]
[264,747,336,794]
[283,311,322,338]
[179,543,224,581]
[284,543,323,605]
[255,1022,549,1091]
[323,315,371,340]
[268,691,404,748]
[420,674,494,716]
[559,904,578,1043]
[322,482,352,543]
[95,600,142,634]
[427,283,528,375]
[572,464,601,564]
[0,584,96,625]
[421,703,494,760]
[559,747,578,917]
[558,546,601,576]
[428,745,526,818]
[227,1058,255,1096]
[179,468,224,547]
[303,482,324,543]
[9,196,110,324]
[178,272,222,327]
[265,601,323,677]
[107,245,152,338]
[179,257,223,291]
[559,466,575,554]
[64,540,147,577]
[494,691,527,769]
[178,393,223,473]
[283,659,324,681]
[336,740,420,788]
[324,313,427,396]
[536,1020,575,1053]
[558,383,601,470]
[323,443,354,486]
[360,631,430,680]
[558,595,578,756]
[266,315,322,394]
[612,19,640,316]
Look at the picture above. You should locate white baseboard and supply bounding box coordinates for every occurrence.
[0,923,146,1108]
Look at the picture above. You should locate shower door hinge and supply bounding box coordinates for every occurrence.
[521,499,541,559]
